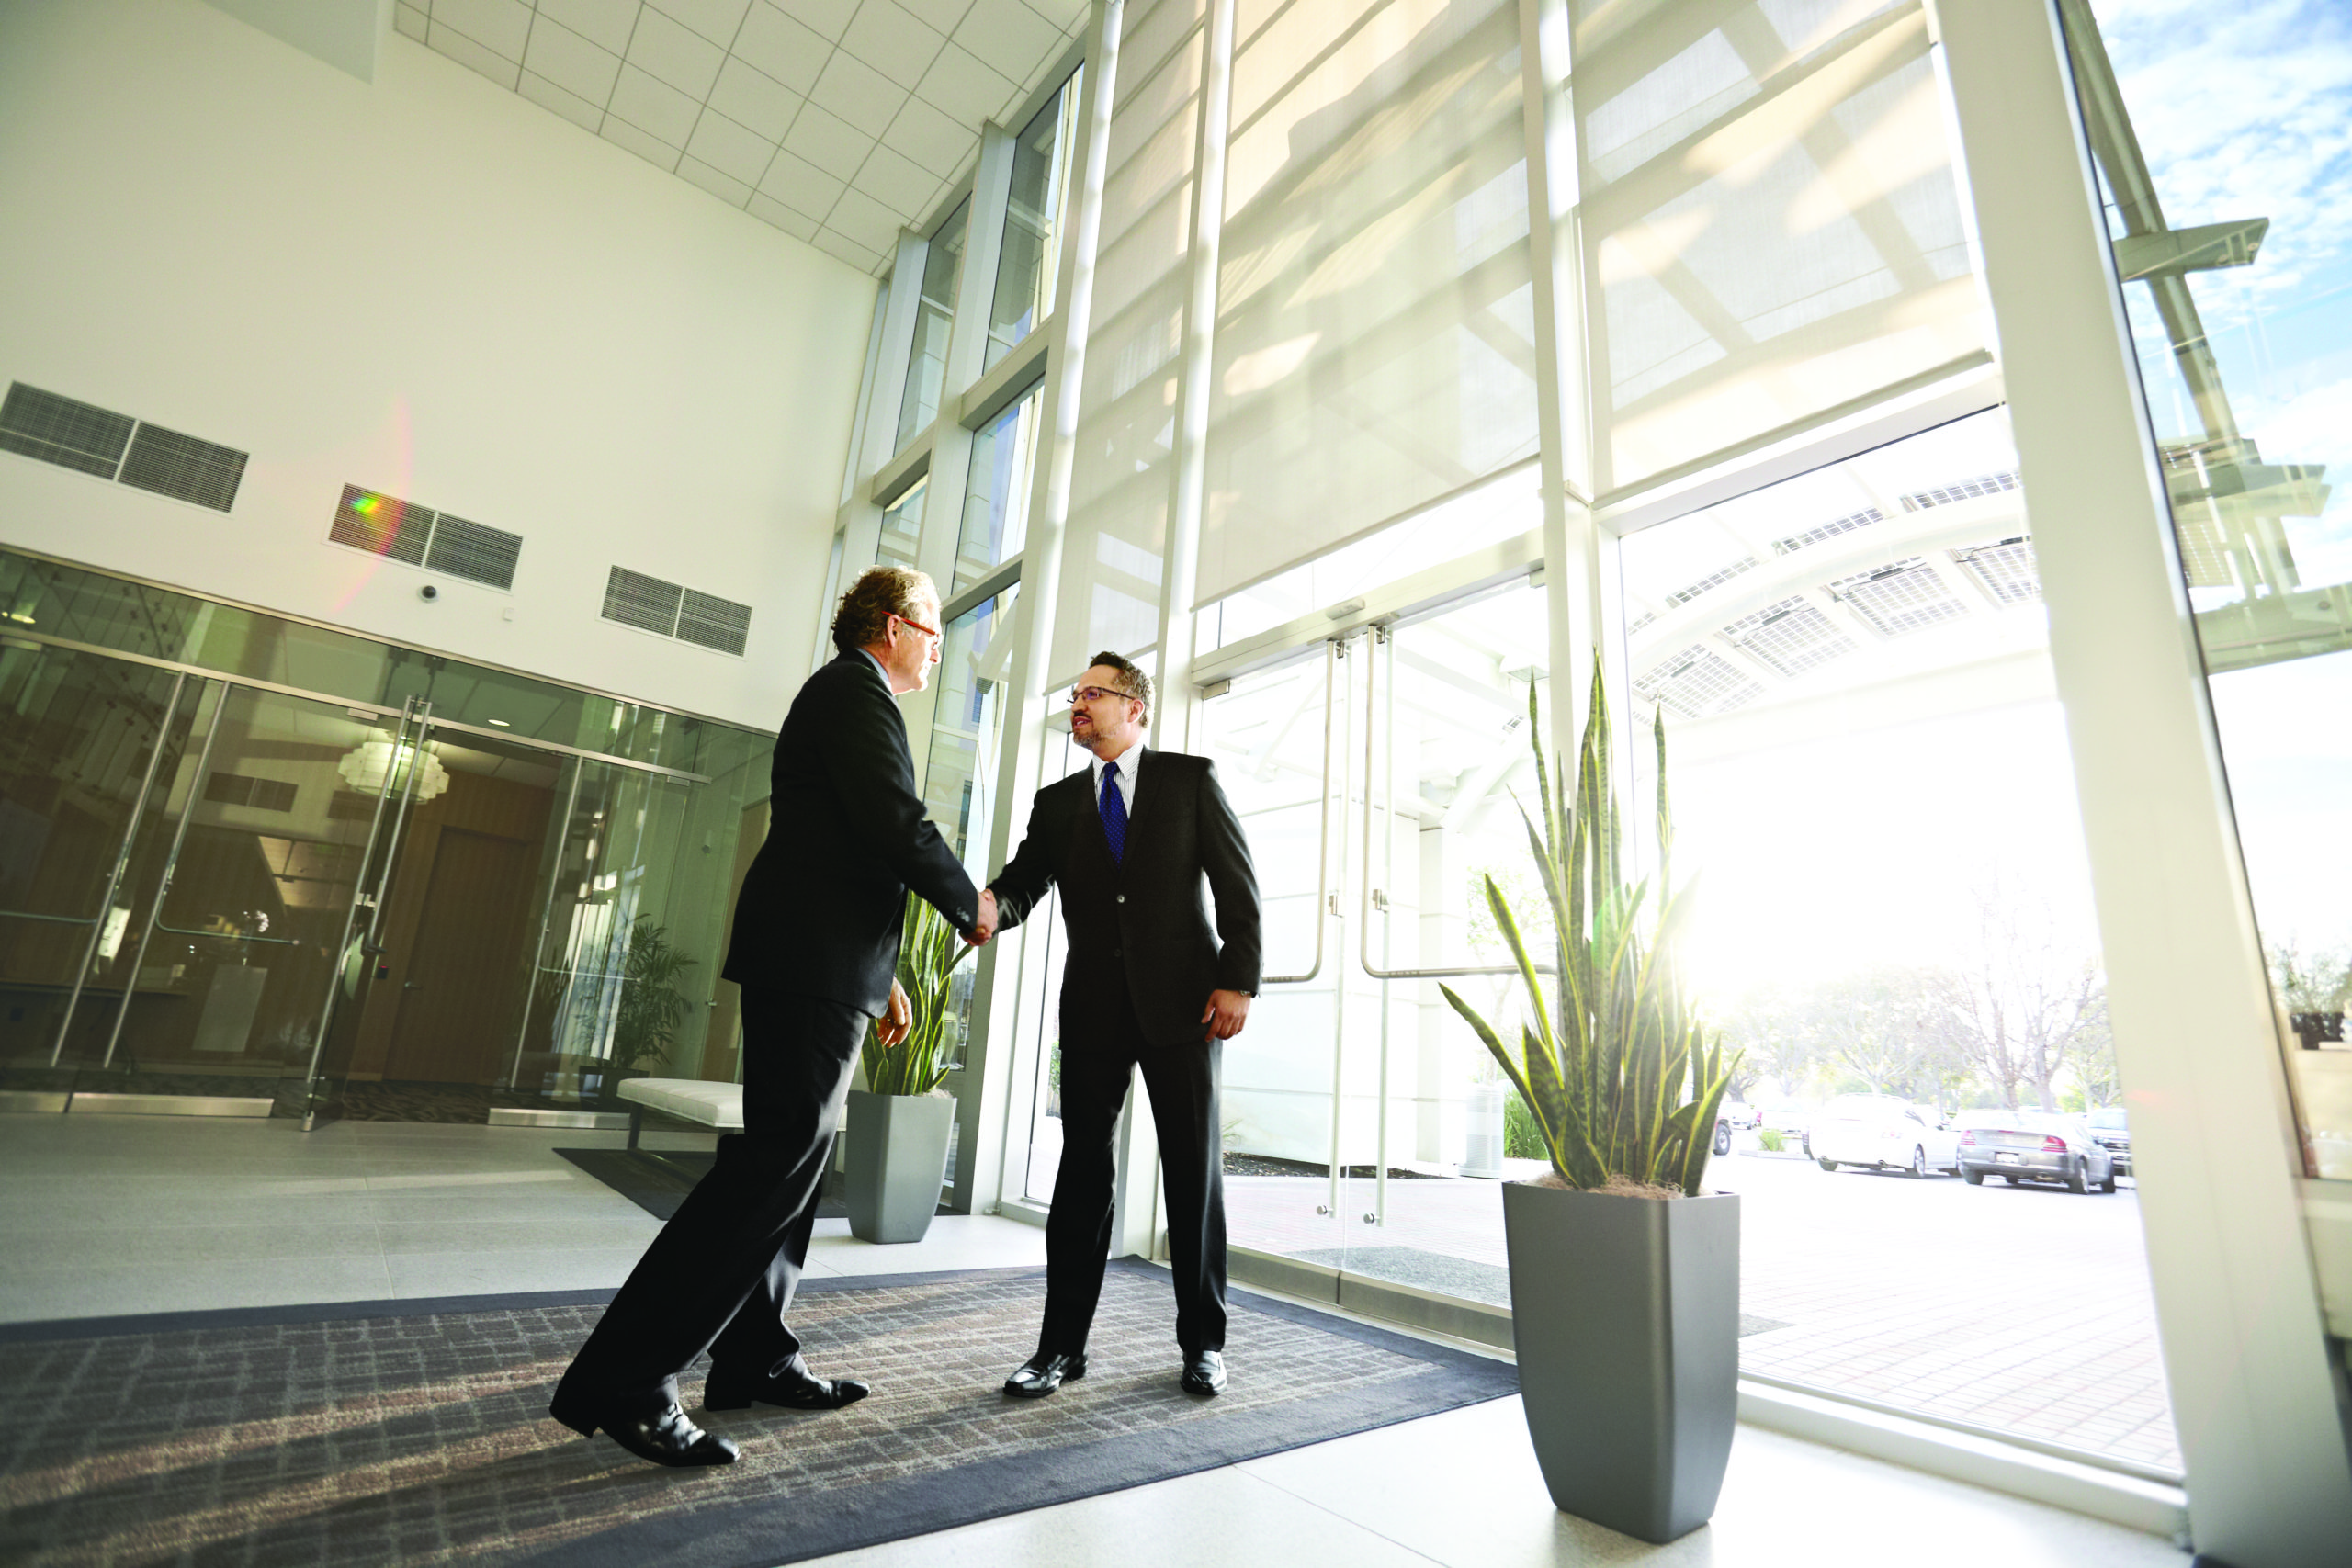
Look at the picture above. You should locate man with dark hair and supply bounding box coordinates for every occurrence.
[979,651,1261,1399]
[549,565,990,1468]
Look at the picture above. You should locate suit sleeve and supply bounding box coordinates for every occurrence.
[1197,760,1263,992]
[986,787,1059,932]
[818,671,980,932]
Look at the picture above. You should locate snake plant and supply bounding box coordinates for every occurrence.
[861,890,976,1097]
[1442,665,1736,1196]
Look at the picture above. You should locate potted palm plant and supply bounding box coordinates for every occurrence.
[844,891,972,1243]
[1441,667,1739,1545]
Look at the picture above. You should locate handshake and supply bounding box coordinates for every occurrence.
[964,888,1000,948]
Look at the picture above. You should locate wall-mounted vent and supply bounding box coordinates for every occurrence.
[327,486,520,589]
[603,568,752,657]
[119,423,247,513]
[0,383,246,511]
[205,772,297,812]
[0,384,134,478]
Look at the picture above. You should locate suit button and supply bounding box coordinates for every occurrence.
[1116,894,1126,904]
[1113,948,1122,958]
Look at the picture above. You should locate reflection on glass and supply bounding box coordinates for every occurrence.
[922,588,1022,1066]
[896,200,970,453]
[1619,412,2177,1472]
[877,479,927,570]
[2059,0,2352,1178]
[988,73,1081,370]
[953,390,1042,593]
[1021,721,1092,1201]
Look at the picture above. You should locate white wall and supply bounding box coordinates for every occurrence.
[0,0,872,730]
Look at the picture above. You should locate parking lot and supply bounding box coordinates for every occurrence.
[1226,1139,2179,1474]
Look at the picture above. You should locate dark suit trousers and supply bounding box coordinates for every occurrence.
[1042,980,1227,1357]
[557,987,864,1407]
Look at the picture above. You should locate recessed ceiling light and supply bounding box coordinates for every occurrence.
[487,718,510,728]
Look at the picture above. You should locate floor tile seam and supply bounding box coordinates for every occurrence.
[1227,1460,1459,1562]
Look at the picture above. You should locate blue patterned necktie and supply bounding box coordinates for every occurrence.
[1099,759,1127,864]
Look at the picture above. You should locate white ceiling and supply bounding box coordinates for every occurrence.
[393,0,1087,274]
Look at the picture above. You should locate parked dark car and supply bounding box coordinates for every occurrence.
[1958,1111,2117,1193]
[2086,1107,2132,1176]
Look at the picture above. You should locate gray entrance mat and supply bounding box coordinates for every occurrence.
[1294,1245,1792,1337]
[0,1260,1518,1568]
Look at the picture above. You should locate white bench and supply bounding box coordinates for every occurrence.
[616,1077,744,1149]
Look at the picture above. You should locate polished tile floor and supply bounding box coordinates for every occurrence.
[0,1114,2186,1567]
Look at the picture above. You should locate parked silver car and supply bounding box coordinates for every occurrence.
[2086,1107,2132,1177]
[1958,1111,2118,1193]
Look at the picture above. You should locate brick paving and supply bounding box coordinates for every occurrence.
[1227,1147,2182,1473]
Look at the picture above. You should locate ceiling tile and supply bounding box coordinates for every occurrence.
[627,6,727,96]
[1024,0,1088,32]
[394,5,428,43]
[775,0,860,43]
[534,0,639,56]
[758,147,849,217]
[894,0,973,36]
[731,2,831,95]
[649,0,754,48]
[678,154,755,205]
[428,23,522,87]
[827,187,906,254]
[433,0,532,59]
[914,42,1013,129]
[880,95,975,179]
[608,62,702,144]
[839,1,945,91]
[808,50,906,140]
[518,68,605,130]
[783,100,877,173]
[812,228,886,272]
[854,144,938,220]
[523,17,622,105]
[602,114,685,172]
[686,108,778,185]
[952,0,1062,88]
[707,56,803,141]
[749,194,822,241]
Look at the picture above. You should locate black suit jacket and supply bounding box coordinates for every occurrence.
[721,650,978,1016]
[989,748,1261,1048]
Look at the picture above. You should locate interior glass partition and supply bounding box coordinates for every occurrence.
[2053,0,2352,1180]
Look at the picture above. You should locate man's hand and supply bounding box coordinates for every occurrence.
[878,978,912,1047]
[1201,988,1251,1042]
[967,888,999,947]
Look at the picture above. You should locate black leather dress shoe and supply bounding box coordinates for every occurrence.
[549,1389,739,1468]
[703,1365,870,1412]
[1002,1351,1086,1398]
[1180,1351,1227,1396]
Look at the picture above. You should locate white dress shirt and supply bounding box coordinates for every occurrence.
[1090,743,1138,819]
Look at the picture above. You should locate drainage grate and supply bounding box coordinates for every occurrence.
[119,423,247,512]
[0,383,136,479]
[424,514,523,591]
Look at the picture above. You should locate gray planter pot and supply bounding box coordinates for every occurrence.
[1502,1181,1740,1544]
[844,1089,955,1244]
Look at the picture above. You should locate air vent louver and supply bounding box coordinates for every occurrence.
[603,568,752,656]
[119,423,247,512]
[424,515,522,591]
[0,384,134,478]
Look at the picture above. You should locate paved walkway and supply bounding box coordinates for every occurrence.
[1226,1146,2181,1473]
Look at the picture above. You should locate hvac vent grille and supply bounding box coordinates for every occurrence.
[328,486,519,589]
[1952,537,2041,604]
[1826,557,1971,636]
[424,515,522,591]
[1902,471,2019,511]
[1772,508,1882,555]
[602,569,752,656]
[1721,597,1856,678]
[1633,646,1762,721]
[0,384,134,479]
[119,423,247,512]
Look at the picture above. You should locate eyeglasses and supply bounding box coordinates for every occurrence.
[1068,685,1135,705]
[889,612,943,641]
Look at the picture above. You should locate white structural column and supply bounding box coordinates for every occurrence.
[1933,2,2352,1561]
[1516,0,1602,774]
[969,0,1125,1221]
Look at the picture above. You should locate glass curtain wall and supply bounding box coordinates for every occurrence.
[2052,0,2352,1182]
[0,549,772,1119]
[895,200,972,453]
[988,73,1084,369]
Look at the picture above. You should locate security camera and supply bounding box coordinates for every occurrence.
[419,584,439,602]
